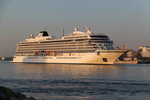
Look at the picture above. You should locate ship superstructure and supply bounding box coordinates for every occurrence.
[12,28,126,64]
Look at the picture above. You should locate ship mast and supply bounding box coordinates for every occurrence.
[62,28,65,36]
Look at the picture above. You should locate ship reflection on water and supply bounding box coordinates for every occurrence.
[14,63,125,80]
[1,62,150,100]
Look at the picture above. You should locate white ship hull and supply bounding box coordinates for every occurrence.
[12,50,125,64]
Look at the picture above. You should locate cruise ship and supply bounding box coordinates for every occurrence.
[12,28,126,64]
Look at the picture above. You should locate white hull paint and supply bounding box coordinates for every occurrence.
[12,50,125,64]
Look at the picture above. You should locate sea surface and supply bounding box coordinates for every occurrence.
[0,61,150,100]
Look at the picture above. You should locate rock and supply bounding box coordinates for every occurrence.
[12,92,27,100]
[27,97,36,100]
[0,86,36,100]
[0,86,13,100]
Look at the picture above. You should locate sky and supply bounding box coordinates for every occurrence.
[0,0,150,56]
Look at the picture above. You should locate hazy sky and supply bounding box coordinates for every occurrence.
[0,0,150,56]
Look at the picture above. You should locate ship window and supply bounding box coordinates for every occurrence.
[90,35,108,38]
[102,58,108,62]
[97,52,100,55]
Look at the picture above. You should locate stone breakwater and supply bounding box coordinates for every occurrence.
[0,86,36,100]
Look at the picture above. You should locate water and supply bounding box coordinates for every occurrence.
[0,61,150,100]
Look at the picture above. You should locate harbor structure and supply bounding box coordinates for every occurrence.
[115,49,138,64]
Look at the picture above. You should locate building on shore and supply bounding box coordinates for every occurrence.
[139,46,150,57]
[136,46,150,64]
[0,57,13,61]
[0,57,5,60]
